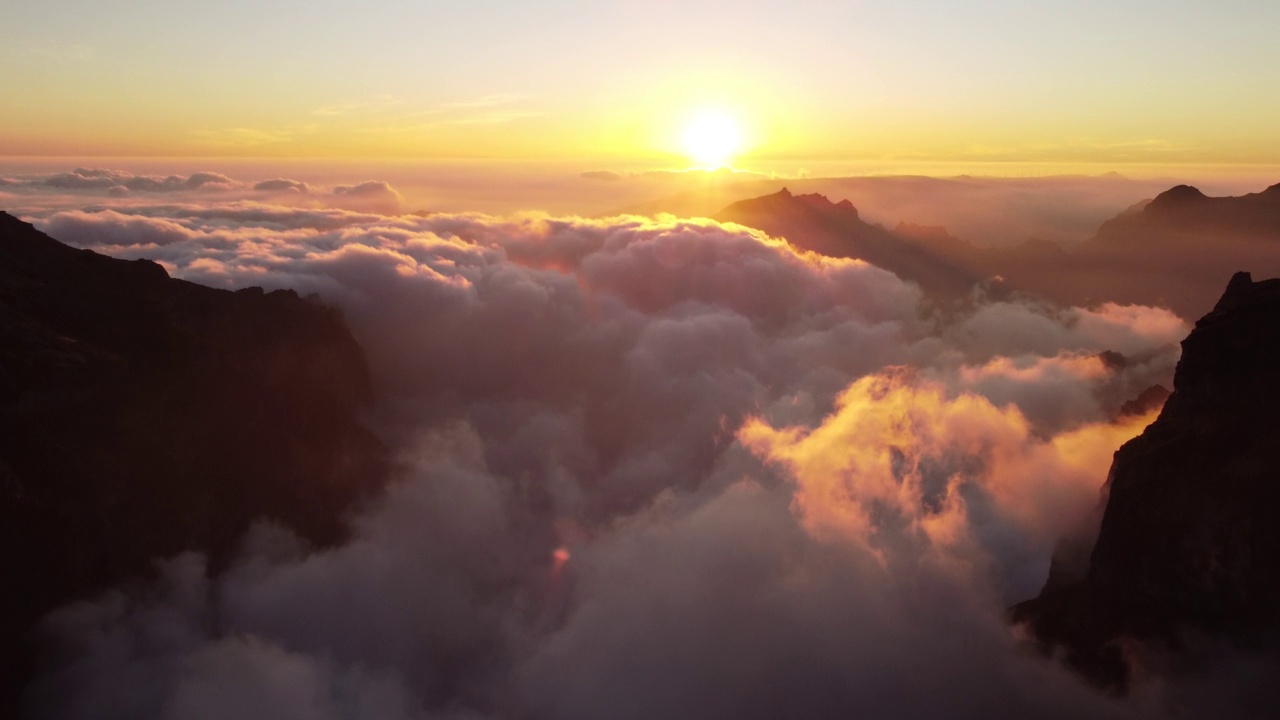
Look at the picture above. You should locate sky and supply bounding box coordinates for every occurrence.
[4,0,1280,167]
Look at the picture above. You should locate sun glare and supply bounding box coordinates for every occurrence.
[681,110,744,168]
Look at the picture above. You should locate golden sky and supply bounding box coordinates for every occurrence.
[4,0,1280,167]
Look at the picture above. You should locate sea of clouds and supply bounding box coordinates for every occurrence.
[2,169,1229,719]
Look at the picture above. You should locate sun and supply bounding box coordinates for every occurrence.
[681,109,744,168]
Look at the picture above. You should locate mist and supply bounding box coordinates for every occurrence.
[3,158,1275,245]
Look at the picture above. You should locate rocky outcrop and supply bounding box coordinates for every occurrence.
[0,212,387,713]
[1013,271,1280,689]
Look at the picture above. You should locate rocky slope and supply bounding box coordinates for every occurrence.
[1013,271,1280,690]
[0,212,387,713]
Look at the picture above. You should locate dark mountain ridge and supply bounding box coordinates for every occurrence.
[0,211,388,715]
[1014,271,1280,691]
[1103,182,1280,235]
[715,188,989,300]
[715,183,1280,320]
[1046,182,1280,317]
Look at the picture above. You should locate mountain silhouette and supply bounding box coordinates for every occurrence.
[1051,183,1280,316]
[716,183,1280,320]
[0,212,387,715]
[1013,272,1280,695]
[715,188,989,300]
[616,173,1175,248]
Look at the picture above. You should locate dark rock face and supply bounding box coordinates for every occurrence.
[1013,272,1280,689]
[0,212,387,713]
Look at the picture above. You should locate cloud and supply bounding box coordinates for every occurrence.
[514,477,1144,720]
[23,195,1234,719]
[189,128,293,147]
[312,95,405,118]
[42,209,208,248]
[1,168,412,220]
[740,370,1162,598]
[41,168,237,193]
[333,181,405,213]
[440,93,527,110]
[333,181,398,198]
[944,298,1185,361]
[20,42,97,64]
[254,178,314,194]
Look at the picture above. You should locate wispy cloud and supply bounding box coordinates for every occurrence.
[316,92,541,135]
[955,137,1198,161]
[439,92,528,110]
[438,109,543,126]
[311,94,405,117]
[188,127,294,147]
[9,42,97,65]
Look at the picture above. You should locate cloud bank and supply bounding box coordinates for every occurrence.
[0,167,405,216]
[14,194,1221,718]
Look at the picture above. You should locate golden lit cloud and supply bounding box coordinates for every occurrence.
[740,369,1159,554]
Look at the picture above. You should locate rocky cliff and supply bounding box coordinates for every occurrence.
[1013,271,1280,689]
[0,212,387,713]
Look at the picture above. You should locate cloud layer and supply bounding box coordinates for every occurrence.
[16,195,1212,719]
[0,167,405,216]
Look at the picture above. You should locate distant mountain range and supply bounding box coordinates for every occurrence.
[715,188,987,300]
[614,172,1187,247]
[714,183,1280,319]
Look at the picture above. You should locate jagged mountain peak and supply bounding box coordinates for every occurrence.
[713,189,984,299]
[721,187,859,219]
[1145,183,1208,213]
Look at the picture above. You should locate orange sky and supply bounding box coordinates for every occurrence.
[4,1,1280,168]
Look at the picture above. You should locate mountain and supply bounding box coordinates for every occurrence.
[716,183,1280,321]
[617,173,1178,248]
[974,183,1280,319]
[1013,271,1280,692]
[1061,183,1280,317]
[715,188,989,300]
[1101,182,1280,237]
[0,212,388,714]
